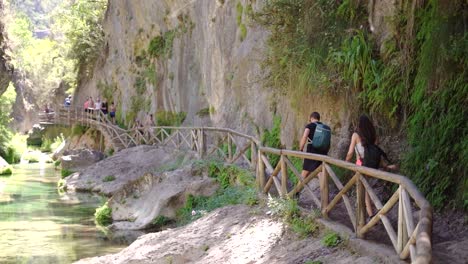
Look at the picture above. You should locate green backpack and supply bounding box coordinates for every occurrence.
[311,123,331,153]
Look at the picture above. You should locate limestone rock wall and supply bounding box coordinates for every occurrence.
[75,0,401,158]
[0,1,12,95]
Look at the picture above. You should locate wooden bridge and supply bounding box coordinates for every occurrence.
[39,106,433,263]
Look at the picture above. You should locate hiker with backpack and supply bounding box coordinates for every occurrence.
[299,112,331,179]
[345,114,396,218]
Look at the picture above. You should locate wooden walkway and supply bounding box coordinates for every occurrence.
[38,106,433,263]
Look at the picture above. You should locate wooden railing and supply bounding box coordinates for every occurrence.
[38,106,432,263]
[257,148,432,263]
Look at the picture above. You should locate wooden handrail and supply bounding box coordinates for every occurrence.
[39,105,432,263]
[258,147,432,263]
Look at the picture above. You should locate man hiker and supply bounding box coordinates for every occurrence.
[299,112,331,179]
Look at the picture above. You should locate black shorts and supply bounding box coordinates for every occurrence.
[303,158,322,172]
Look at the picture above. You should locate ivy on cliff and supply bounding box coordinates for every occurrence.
[256,0,467,209]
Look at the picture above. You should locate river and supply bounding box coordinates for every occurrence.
[0,163,138,264]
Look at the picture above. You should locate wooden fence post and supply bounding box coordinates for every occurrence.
[356,173,366,238]
[227,133,232,161]
[280,154,287,197]
[321,162,329,218]
[250,141,257,170]
[398,186,408,253]
[257,149,265,191]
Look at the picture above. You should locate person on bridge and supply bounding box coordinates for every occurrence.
[109,102,116,124]
[84,97,89,112]
[101,99,108,115]
[345,114,396,218]
[299,112,331,180]
[64,95,71,107]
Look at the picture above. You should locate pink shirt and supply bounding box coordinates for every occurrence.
[84,101,89,109]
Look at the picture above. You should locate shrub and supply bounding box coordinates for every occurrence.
[57,179,67,191]
[156,111,187,126]
[267,196,300,221]
[61,169,74,178]
[103,175,116,182]
[176,162,257,225]
[321,232,341,247]
[95,202,112,226]
[151,215,171,228]
[148,30,176,59]
[72,125,87,136]
[0,166,13,175]
[290,216,318,239]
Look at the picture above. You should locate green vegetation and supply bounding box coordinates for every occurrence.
[61,169,74,178]
[321,231,342,247]
[95,202,112,226]
[148,30,176,59]
[267,196,318,238]
[156,111,186,126]
[239,24,247,41]
[102,175,116,182]
[176,161,257,225]
[40,134,64,153]
[257,0,467,209]
[236,2,244,26]
[151,215,171,228]
[0,83,18,163]
[72,125,88,136]
[22,151,41,163]
[0,166,13,176]
[57,179,67,191]
[305,261,322,264]
[261,115,283,167]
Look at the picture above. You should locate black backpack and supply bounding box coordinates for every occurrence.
[362,144,390,169]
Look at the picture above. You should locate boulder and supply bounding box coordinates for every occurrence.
[26,124,44,146]
[61,149,105,171]
[109,165,219,230]
[65,145,196,196]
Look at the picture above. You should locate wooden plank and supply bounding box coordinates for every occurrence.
[250,141,257,170]
[325,164,356,231]
[356,173,366,239]
[257,150,265,190]
[359,190,399,240]
[284,156,322,206]
[280,155,288,197]
[227,133,232,161]
[398,187,408,253]
[326,173,359,213]
[402,187,416,238]
[360,176,384,209]
[400,223,419,260]
[263,161,281,193]
[230,143,250,164]
[321,163,329,217]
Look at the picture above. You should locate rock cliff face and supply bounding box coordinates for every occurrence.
[0,1,12,95]
[76,0,400,157]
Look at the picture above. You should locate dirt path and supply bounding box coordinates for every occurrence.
[75,205,382,264]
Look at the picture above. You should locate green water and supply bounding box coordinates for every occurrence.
[0,163,134,264]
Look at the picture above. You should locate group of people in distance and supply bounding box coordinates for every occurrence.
[133,113,156,136]
[299,111,396,219]
[82,96,116,123]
